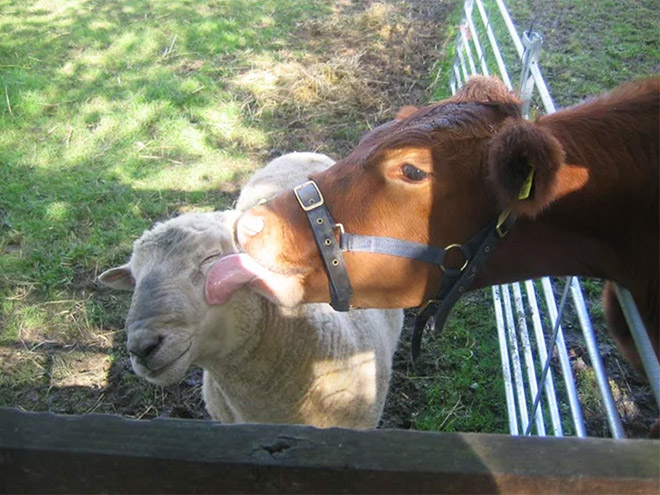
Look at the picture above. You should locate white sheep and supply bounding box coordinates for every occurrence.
[99,153,404,428]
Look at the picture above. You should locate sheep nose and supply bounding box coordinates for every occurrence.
[127,330,163,361]
[237,212,264,243]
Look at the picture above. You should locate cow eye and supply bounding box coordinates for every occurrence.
[401,163,428,182]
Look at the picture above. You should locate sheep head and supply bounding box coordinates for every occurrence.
[99,211,250,386]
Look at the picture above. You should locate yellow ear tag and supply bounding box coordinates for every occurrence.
[518,167,535,200]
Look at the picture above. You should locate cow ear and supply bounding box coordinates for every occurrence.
[396,106,418,120]
[451,75,520,104]
[98,264,135,291]
[488,119,564,217]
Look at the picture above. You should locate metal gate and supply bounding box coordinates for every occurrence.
[448,0,659,438]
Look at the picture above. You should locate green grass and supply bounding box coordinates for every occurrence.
[0,0,330,303]
[413,296,509,433]
[0,0,332,413]
[434,0,659,105]
[0,2,330,303]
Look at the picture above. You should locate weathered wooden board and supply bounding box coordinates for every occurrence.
[0,408,658,494]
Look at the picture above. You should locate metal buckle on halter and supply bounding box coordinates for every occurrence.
[496,208,513,238]
[293,180,324,212]
[441,243,469,272]
[333,223,345,235]
[418,298,440,313]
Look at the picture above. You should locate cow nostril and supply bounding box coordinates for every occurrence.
[128,334,163,360]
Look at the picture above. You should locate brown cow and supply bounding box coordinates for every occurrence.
[210,75,659,377]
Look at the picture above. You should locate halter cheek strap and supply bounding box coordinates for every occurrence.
[293,181,353,311]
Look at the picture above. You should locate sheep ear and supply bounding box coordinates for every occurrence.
[98,264,135,291]
[488,119,564,217]
[451,75,519,104]
[396,106,418,119]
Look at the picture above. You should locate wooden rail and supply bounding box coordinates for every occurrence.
[0,408,658,494]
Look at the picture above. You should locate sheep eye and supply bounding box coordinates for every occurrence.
[200,253,222,268]
[401,163,428,182]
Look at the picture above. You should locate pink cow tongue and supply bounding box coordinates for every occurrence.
[205,253,304,307]
[205,254,260,305]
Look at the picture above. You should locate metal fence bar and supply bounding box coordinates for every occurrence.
[494,0,524,55]
[524,280,563,436]
[492,285,519,434]
[518,30,543,117]
[464,0,490,75]
[474,0,513,89]
[570,278,625,439]
[456,38,470,82]
[541,277,587,437]
[512,283,547,435]
[502,284,530,433]
[613,285,660,406]
[459,26,478,75]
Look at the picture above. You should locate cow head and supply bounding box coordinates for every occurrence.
[228,76,565,308]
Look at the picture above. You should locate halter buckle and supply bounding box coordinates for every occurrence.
[496,208,513,238]
[293,180,325,212]
[441,243,469,272]
[418,298,440,313]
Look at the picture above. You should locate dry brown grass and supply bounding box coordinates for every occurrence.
[232,0,456,155]
[234,54,382,118]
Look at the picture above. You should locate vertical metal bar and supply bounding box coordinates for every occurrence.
[518,30,543,117]
[502,284,530,433]
[494,0,524,56]
[525,280,563,436]
[525,278,578,436]
[613,284,660,406]
[493,285,519,435]
[474,0,513,89]
[453,63,463,89]
[570,278,625,439]
[460,25,478,75]
[529,63,557,114]
[457,40,470,81]
[512,283,546,435]
[464,0,490,75]
[541,277,587,437]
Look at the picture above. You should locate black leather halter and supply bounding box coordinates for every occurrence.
[293,179,516,360]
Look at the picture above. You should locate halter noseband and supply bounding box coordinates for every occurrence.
[293,179,517,361]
